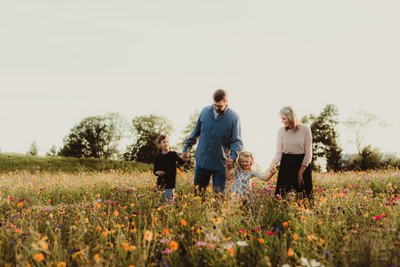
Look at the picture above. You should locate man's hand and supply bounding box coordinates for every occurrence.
[225,158,234,169]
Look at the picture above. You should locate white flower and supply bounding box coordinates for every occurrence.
[236,240,248,247]
[301,257,323,267]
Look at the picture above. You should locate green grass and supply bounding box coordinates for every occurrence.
[0,153,151,173]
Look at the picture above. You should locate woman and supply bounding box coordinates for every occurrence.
[269,106,313,198]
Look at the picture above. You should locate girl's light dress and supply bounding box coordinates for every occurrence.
[231,169,262,197]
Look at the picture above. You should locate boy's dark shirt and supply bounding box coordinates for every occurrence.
[153,151,185,189]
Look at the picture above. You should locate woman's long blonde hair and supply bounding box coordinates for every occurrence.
[279,106,301,130]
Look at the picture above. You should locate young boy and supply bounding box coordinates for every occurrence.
[153,134,186,202]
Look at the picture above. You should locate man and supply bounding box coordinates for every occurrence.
[182,89,243,194]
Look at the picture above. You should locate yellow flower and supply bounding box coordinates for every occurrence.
[39,239,49,251]
[33,253,45,262]
[212,217,223,225]
[144,230,153,241]
[93,253,102,263]
[169,240,179,251]
[122,241,136,251]
[287,248,294,257]
[56,262,67,267]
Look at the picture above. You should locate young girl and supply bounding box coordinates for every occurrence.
[227,151,275,198]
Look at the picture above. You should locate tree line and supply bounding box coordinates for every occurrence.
[24,105,399,172]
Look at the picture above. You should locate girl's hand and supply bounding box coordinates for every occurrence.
[156,171,165,177]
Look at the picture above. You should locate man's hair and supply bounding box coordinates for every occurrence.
[156,134,167,144]
[213,89,227,102]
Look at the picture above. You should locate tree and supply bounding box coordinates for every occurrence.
[123,114,173,163]
[27,141,39,156]
[59,113,126,159]
[46,145,58,157]
[302,104,342,172]
[344,110,387,154]
[177,110,199,170]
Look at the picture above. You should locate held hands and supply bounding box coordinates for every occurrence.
[181,152,189,161]
[225,158,234,169]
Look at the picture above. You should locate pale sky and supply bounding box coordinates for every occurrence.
[1,1,399,169]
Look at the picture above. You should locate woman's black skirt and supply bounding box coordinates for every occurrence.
[275,153,312,198]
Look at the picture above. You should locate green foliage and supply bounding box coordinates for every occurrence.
[123,114,173,163]
[26,141,39,156]
[0,153,151,173]
[59,113,126,159]
[342,145,383,171]
[46,145,58,157]
[302,104,342,172]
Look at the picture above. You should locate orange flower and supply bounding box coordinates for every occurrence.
[287,248,294,257]
[101,229,111,238]
[169,240,179,251]
[17,201,24,208]
[258,238,265,244]
[144,230,153,241]
[162,228,170,235]
[292,233,298,241]
[180,219,188,226]
[33,253,45,262]
[226,248,235,256]
[113,210,119,217]
[282,221,289,227]
[307,234,317,242]
[15,228,23,234]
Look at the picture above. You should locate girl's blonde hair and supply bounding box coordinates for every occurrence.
[279,106,301,131]
[237,151,254,171]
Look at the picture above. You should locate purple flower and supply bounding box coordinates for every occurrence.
[195,241,207,247]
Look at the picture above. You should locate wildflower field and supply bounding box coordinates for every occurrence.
[1,170,400,267]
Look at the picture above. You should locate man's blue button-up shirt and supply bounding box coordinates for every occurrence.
[183,105,243,171]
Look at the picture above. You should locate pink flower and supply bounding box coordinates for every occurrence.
[266,231,274,236]
[162,248,174,254]
[373,215,382,221]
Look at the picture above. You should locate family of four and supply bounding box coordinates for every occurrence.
[153,89,313,202]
